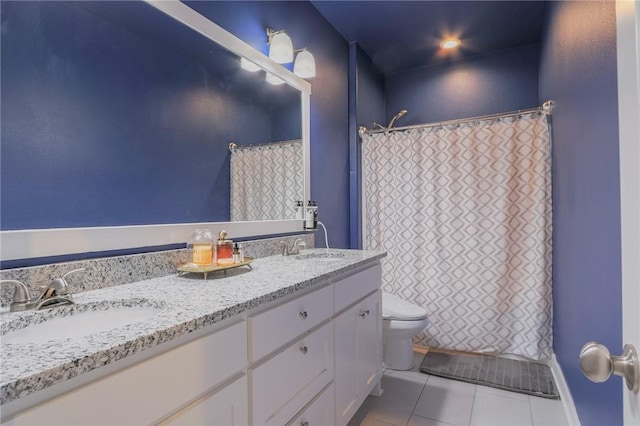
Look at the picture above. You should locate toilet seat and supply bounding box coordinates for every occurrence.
[382,292,427,320]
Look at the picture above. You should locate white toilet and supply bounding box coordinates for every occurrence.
[382,291,430,370]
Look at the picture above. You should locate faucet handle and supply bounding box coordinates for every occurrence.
[0,280,32,304]
[48,278,69,296]
[47,268,86,297]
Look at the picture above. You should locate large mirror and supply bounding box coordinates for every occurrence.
[0,0,311,262]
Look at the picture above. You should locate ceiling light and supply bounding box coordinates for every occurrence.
[267,29,293,64]
[440,39,460,49]
[293,49,316,79]
[240,58,261,72]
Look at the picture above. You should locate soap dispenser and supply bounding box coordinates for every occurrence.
[216,230,234,266]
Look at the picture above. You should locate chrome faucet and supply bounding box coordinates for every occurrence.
[280,239,307,256]
[0,268,85,312]
[0,280,36,312]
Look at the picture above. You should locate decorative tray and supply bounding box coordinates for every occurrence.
[176,257,254,279]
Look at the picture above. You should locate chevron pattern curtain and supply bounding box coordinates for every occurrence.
[362,112,552,360]
[230,140,303,222]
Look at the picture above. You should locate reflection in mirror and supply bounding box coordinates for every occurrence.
[0,1,303,231]
[230,139,303,221]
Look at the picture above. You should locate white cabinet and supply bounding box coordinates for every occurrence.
[248,263,382,426]
[334,290,382,426]
[6,321,247,426]
[250,321,334,425]
[5,259,383,426]
[249,284,333,362]
[161,376,248,426]
[248,284,334,426]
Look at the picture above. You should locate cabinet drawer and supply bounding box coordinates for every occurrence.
[161,375,248,426]
[249,284,333,361]
[287,383,335,426]
[7,321,247,426]
[250,322,334,426]
[334,263,382,313]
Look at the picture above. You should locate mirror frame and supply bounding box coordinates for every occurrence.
[0,0,311,262]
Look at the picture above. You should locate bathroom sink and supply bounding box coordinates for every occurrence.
[295,252,346,262]
[2,299,163,345]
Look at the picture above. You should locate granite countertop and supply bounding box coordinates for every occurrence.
[0,249,385,405]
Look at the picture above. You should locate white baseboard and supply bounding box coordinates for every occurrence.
[549,354,581,426]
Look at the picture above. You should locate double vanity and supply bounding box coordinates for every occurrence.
[1,248,385,425]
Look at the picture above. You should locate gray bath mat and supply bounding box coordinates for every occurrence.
[419,351,560,399]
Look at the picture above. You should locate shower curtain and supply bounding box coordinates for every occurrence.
[362,112,552,360]
[230,140,303,221]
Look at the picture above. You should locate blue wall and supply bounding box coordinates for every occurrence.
[539,2,622,425]
[385,44,541,125]
[1,1,351,250]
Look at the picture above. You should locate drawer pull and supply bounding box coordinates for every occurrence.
[300,421,309,426]
[299,345,308,355]
[358,309,370,318]
[299,311,308,319]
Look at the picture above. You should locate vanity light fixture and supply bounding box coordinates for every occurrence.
[440,39,460,49]
[264,28,316,79]
[293,48,316,79]
[267,28,293,64]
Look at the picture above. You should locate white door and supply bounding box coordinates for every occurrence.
[616,0,640,423]
[580,2,640,423]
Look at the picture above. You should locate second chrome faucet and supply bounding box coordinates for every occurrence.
[0,268,85,312]
[280,239,307,256]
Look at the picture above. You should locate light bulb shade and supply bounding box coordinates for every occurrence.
[269,32,293,64]
[294,50,316,78]
[266,72,285,85]
[240,57,261,72]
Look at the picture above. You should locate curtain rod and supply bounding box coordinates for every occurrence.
[229,138,302,152]
[359,100,554,137]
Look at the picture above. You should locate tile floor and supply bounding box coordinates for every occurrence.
[348,351,569,426]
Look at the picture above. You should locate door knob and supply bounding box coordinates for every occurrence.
[579,342,639,393]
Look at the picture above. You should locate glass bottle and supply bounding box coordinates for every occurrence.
[216,230,234,266]
[188,229,214,266]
